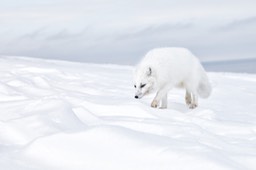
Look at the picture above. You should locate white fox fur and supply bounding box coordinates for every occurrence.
[134,47,211,109]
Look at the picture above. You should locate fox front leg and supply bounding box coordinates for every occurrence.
[151,87,169,108]
[159,94,167,109]
[151,100,158,108]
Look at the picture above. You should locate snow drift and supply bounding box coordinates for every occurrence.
[0,56,256,170]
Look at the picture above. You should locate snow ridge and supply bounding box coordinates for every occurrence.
[0,56,256,170]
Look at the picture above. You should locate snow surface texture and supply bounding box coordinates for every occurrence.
[0,56,256,170]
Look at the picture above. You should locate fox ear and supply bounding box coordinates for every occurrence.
[146,67,152,76]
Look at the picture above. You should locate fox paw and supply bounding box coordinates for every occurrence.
[185,97,192,105]
[189,103,198,109]
[151,100,158,108]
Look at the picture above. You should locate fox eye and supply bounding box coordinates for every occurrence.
[134,85,136,88]
[140,84,146,88]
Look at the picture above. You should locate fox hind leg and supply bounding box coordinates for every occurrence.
[189,94,198,109]
[185,90,198,109]
[185,90,192,106]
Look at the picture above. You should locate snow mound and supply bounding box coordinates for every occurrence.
[0,56,256,170]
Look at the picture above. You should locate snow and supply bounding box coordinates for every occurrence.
[0,56,256,170]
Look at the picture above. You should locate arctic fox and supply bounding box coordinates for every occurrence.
[134,47,211,109]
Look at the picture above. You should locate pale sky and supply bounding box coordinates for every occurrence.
[0,0,256,64]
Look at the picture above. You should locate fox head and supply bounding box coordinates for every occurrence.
[134,66,156,99]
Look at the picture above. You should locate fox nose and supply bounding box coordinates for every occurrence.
[135,95,139,99]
